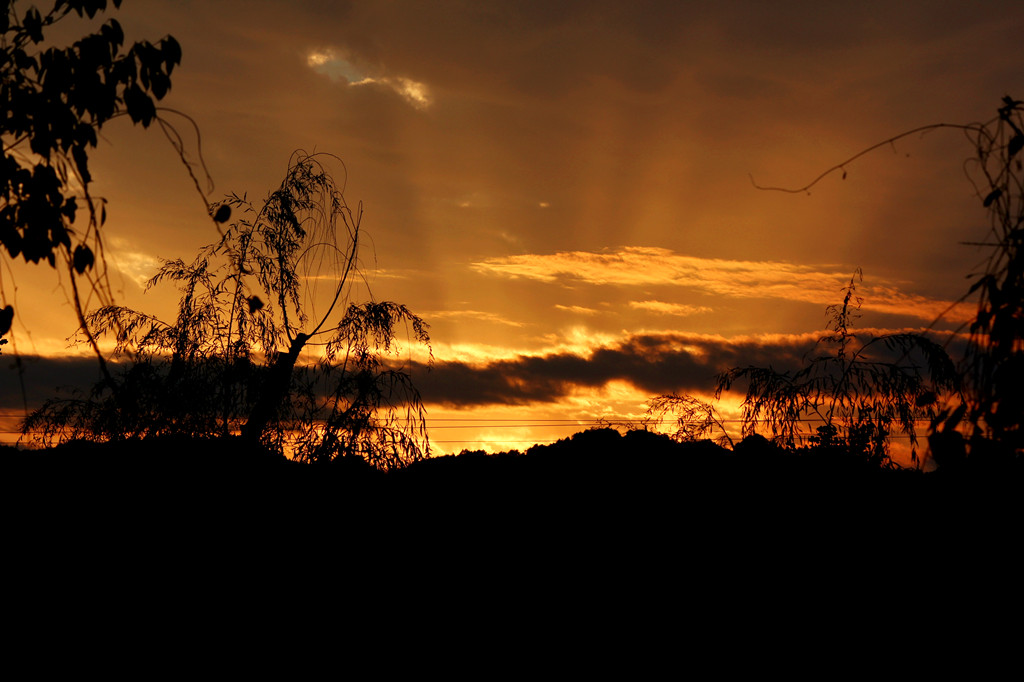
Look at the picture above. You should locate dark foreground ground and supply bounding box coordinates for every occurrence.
[5,428,1020,524]
[5,427,1019,649]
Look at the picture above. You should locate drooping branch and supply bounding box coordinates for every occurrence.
[748,97,1024,454]
[749,123,979,194]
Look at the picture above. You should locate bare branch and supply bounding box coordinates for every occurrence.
[749,123,980,194]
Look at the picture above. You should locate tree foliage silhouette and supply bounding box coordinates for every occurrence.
[953,97,1023,453]
[24,152,432,470]
[753,96,1024,458]
[714,272,958,465]
[646,394,734,449]
[1,0,207,359]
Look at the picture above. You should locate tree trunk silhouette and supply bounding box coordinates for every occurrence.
[241,332,309,444]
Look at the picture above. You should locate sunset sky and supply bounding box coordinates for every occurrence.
[3,0,1023,454]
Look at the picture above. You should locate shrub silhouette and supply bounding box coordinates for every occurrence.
[24,152,432,470]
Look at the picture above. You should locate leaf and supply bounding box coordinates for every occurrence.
[61,197,78,221]
[149,71,170,100]
[161,35,182,70]
[123,84,155,126]
[914,391,936,407]
[101,18,124,49]
[967,274,993,295]
[983,187,1002,207]
[0,305,14,337]
[944,403,967,431]
[22,8,44,43]
[213,205,231,223]
[73,244,94,274]
[1009,133,1024,159]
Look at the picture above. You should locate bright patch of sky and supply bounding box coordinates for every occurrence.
[306,48,432,109]
[107,237,161,289]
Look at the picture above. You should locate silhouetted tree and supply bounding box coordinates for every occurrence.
[1,1,217,362]
[24,152,432,470]
[952,97,1023,453]
[753,96,1024,459]
[714,272,958,465]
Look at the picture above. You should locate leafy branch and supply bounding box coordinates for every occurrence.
[752,96,1024,457]
[646,394,735,449]
[715,272,959,465]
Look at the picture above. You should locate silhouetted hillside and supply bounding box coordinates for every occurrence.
[8,426,1018,540]
[5,426,1021,618]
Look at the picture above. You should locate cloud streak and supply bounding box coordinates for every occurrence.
[629,300,713,317]
[554,304,600,315]
[472,247,974,323]
[306,47,432,108]
[423,309,526,327]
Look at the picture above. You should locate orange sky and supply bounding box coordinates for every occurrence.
[3,1,1023,454]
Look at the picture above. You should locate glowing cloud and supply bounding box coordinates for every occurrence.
[473,247,972,323]
[389,77,432,108]
[305,48,432,109]
[554,304,600,315]
[306,49,333,67]
[629,300,713,317]
[425,310,525,327]
[107,237,161,288]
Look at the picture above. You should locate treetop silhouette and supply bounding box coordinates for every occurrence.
[660,96,1023,465]
[24,151,432,470]
[753,97,1023,457]
[650,272,958,466]
[717,271,959,465]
